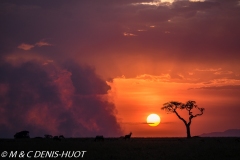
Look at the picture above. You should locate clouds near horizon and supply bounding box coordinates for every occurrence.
[0,57,122,138]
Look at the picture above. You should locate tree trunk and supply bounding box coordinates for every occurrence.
[186,124,191,138]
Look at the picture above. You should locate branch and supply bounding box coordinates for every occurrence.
[192,107,205,118]
[188,107,205,125]
[183,100,204,125]
[174,110,187,125]
[162,100,205,126]
[162,101,181,113]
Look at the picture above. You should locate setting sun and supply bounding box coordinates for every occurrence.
[147,114,161,127]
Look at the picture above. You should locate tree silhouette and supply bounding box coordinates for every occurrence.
[161,101,205,138]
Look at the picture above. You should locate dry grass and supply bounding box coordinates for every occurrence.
[1,137,240,160]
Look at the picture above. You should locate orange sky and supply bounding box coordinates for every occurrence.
[108,74,240,137]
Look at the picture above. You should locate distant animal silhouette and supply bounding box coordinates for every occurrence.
[14,131,30,139]
[94,135,104,141]
[44,134,53,138]
[53,136,61,141]
[124,132,132,140]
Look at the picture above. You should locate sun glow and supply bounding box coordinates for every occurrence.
[147,114,161,127]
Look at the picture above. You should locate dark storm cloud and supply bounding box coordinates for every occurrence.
[0,61,60,103]
[63,61,110,95]
[0,60,61,137]
[0,58,122,138]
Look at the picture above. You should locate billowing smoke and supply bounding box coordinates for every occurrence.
[0,58,122,138]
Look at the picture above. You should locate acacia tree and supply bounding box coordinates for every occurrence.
[161,101,205,138]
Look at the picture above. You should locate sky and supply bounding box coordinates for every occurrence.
[0,0,240,138]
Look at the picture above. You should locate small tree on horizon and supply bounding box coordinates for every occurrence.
[161,100,205,138]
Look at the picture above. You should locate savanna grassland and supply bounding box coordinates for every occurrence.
[1,137,240,160]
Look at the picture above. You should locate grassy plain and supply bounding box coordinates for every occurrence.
[1,137,240,160]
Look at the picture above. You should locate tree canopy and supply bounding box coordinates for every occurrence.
[161,100,205,138]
